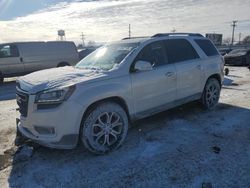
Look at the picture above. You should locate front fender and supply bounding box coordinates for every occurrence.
[71,76,134,132]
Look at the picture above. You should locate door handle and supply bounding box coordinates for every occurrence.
[165,72,175,77]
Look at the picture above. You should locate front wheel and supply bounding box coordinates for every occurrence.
[81,102,129,154]
[201,78,221,109]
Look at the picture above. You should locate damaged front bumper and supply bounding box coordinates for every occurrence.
[16,118,79,149]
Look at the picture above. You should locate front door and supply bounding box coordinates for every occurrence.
[130,41,177,116]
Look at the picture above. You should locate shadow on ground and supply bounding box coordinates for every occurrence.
[4,102,250,187]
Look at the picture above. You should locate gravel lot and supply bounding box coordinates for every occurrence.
[0,67,250,188]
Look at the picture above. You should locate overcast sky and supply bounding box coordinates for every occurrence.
[0,0,250,44]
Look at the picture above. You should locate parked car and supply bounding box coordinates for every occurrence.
[16,33,224,154]
[78,47,97,60]
[218,48,232,56]
[224,48,250,66]
[0,41,79,83]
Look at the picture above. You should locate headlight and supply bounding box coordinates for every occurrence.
[35,85,75,104]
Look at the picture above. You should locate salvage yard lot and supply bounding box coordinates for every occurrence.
[0,67,250,187]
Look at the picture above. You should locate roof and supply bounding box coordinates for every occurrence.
[122,33,204,40]
[0,41,74,45]
[152,33,203,37]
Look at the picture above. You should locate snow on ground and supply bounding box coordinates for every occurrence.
[0,67,250,187]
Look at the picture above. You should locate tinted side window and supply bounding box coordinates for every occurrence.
[164,39,199,63]
[135,41,167,67]
[195,39,219,56]
[0,45,19,58]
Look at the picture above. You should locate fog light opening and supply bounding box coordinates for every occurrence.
[34,126,55,135]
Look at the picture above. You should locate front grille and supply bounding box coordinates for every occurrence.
[16,88,29,117]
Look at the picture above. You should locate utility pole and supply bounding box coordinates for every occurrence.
[80,32,85,47]
[128,24,131,38]
[238,32,242,44]
[231,20,237,46]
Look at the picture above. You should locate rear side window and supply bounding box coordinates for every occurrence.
[164,39,199,63]
[135,41,167,67]
[195,39,219,56]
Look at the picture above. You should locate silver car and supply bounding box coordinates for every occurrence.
[16,33,224,154]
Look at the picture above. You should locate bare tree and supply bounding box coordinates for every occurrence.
[222,37,231,46]
[77,44,84,49]
[87,40,96,47]
[242,35,250,44]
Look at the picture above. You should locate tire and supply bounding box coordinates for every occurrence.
[81,102,129,154]
[201,78,221,110]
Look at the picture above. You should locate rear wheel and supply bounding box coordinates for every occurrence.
[201,78,221,109]
[81,102,128,154]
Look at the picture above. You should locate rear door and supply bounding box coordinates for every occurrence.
[130,41,177,116]
[164,39,204,100]
[0,44,24,76]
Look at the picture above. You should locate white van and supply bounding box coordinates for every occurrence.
[0,41,79,83]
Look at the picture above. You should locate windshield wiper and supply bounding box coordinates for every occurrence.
[76,66,106,72]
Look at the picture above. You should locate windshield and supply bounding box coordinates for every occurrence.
[75,42,139,70]
[228,49,247,55]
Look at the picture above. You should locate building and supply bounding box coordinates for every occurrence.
[205,33,223,46]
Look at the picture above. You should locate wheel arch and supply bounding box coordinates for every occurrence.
[57,62,70,67]
[81,96,130,122]
[207,73,222,87]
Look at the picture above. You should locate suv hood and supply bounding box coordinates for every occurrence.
[18,66,106,94]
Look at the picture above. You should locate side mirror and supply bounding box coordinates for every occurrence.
[134,60,153,72]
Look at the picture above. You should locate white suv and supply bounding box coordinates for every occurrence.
[16,33,224,154]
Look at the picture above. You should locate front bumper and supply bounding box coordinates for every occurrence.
[17,121,78,149]
[16,94,84,149]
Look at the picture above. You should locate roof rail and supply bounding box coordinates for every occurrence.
[152,33,203,38]
[122,36,149,40]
